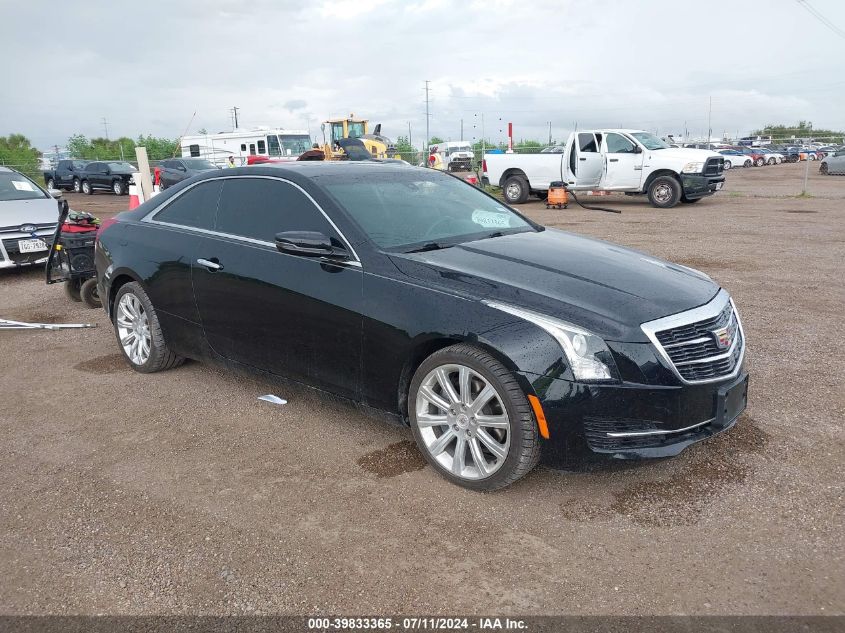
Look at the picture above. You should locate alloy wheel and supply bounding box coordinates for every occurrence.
[505,182,522,201]
[116,293,151,365]
[82,181,90,194]
[47,178,55,189]
[113,181,122,194]
[415,363,511,480]
[73,179,81,193]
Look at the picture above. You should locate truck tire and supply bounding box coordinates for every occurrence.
[46,178,55,190]
[81,180,93,195]
[503,175,529,204]
[647,175,682,209]
[112,180,125,195]
[73,178,81,193]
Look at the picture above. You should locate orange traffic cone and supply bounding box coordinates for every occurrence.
[128,184,140,210]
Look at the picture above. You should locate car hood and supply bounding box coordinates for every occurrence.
[654,147,720,161]
[389,229,720,342]
[0,198,60,230]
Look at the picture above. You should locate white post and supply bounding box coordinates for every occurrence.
[135,146,154,201]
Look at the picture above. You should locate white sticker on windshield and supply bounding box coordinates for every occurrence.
[472,209,510,228]
[12,180,35,191]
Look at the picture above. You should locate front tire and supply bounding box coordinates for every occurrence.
[409,344,541,491]
[73,178,81,193]
[647,175,682,208]
[820,163,829,175]
[767,158,776,165]
[743,160,752,168]
[81,180,93,195]
[112,180,125,195]
[724,160,732,170]
[755,158,764,167]
[502,174,530,204]
[113,282,184,373]
[46,178,55,190]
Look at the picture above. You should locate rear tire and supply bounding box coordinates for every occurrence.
[80,278,101,308]
[502,174,530,204]
[767,158,776,165]
[73,178,81,193]
[46,178,55,190]
[64,279,82,302]
[755,158,764,167]
[647,175,682,209]
[81,180,93,195]
[112,180,125,195]
[113,282,185,373]
[409,343,541,491]
[820,163,829,175]
[743,160,752,168]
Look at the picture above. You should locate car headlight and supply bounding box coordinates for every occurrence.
[484,301,617,381]
[682,162,705,173]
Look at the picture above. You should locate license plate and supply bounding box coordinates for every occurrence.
[18,238,48,253]
[715,182,724,190]
[718,375,748,425]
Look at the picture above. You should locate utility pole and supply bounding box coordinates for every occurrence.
[101,117,109,140]
[424,80,430,163]
[231,106,240,130]
[707,96,712,142]
[460,118,463,141]
[548,122,552,145]
[408,121,412,149]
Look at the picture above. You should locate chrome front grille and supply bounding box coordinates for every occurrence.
[641,290,745,384]
[704,157,724,176]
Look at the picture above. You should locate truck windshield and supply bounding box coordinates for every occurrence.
[0,172,47,201]
[630,132,670,150]
[449,145,472,153]
[279,135,312,155]
[318,169,536,251]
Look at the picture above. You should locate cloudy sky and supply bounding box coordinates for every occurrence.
[3,0,845,150]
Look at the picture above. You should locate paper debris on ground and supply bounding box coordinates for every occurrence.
[258,394,287,405]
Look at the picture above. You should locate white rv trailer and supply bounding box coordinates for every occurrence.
[179,128,312,166]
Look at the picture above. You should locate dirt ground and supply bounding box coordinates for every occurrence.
[1,162,843,616]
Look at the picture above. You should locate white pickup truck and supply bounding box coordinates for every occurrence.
[483,129,725,208]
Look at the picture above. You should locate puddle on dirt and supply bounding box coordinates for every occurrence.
[74,353,128,374]
[782,209,818,214]
[560,416,770,527]
[357,440,427,478]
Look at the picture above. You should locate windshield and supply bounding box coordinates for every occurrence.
[630,132,670,150]
[319,170,536,251]
[449,145,472,154]
[279,134,312,155]
[347,122,365,138]
[0,172,47,201]
[182,158,217,169]
[108,162,134,171]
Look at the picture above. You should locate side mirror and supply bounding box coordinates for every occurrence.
[48,188,63,199]
[275,231,347,259]
[632,145,643,154]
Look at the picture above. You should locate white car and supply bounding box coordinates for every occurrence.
[717,150,753,170]
[0,167,60,269]
[757,149,783,165]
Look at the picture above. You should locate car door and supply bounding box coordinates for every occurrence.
[832,151,845,174]
[600,132,644,189]
[565,132,603,189]
[191,175,363,398]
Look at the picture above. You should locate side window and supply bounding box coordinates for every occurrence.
[249,143,256,155]
[153,180,223,230]
[240,143,247,152]
[267,135,281,157]
[189,144,200,157]
[257,139,266,154]
[215,178,336,243]
[160,160,172,169]
[605,133,636,154]
[578,133,598,153]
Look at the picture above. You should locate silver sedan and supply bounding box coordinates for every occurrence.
[820,150,845,175]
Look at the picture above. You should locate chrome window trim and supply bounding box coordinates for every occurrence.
[640,289,746,385]
[140,175,362,266]
[606,418,713,438]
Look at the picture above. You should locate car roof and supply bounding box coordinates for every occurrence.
[0,166,13,173]
[197,161,415,180]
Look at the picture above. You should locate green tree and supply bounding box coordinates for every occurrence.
[429,136,445,145]
[753,121,844,144]
[393,135,419,163]
[136,134,178,160]
[0,134,40,178]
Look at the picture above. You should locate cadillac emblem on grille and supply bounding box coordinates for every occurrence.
[712,319,736,350]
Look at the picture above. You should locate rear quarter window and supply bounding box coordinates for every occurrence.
[152,180,223,230]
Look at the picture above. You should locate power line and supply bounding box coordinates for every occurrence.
[796,0,845,39]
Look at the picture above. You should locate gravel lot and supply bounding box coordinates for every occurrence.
[1,162,843,615]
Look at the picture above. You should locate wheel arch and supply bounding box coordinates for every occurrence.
[107,270,145,319]
[396,335,532,426]
[498,168,529,189]
[643,169,680,193]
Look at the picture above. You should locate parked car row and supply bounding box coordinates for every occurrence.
[43,158,219,196]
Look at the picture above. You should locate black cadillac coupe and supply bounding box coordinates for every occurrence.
[95,163,748,490]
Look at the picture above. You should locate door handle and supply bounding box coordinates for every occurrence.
[197,258,223,271]
[579,157,587,161]
[609,158,619,162]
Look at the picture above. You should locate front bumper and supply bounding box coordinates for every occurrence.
[529,370,748,464]
[0,232,54,269]
[680,173,725,200]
